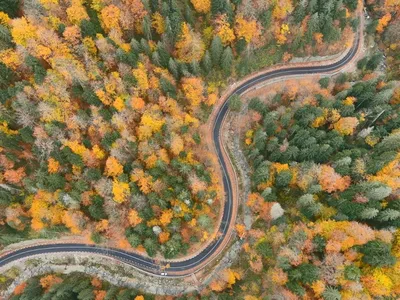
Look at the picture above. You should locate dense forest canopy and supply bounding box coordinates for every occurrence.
[1,0,400,298]
[0,0,360,259]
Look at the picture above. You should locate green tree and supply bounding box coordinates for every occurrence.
[228,94,241,111]
[322,286,341,300]
[210,36,223,67]
[144,238,158,257]
[275,170,292,188]
[201,50,212,75]
[0,0,20,18]
[319,77,329,88]
[142,15,152,40]
[360,240,395,267]
[366,53,382,71]
[221,46,233,76]
[168,57,179,78]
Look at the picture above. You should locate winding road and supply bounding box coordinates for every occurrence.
[0,28,361,278]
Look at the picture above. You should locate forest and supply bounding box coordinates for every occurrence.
[0,0,360,259]
[1,0,400,298]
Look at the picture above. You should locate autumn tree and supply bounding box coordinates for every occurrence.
[234,15,260,44]
[175,23,205,63]
[190,0,211,13]
[181,77,205,107]
[214,14,235,45]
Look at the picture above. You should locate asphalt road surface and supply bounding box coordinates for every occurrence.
[0,35,360,277]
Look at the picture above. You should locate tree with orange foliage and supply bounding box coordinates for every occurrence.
[175,23,205,63]
[128,209,143,226]
[376,13,392,33]
[13,283,27,295]
[104,156,123,177]
[333,117,359,136]
[235,223,247,238]
[160,209,173,226]
[319,165,351,193]
[62,210,85,234]
[91,277,102,288]
[247,193,265,213]
[3,167,25,184]
[94,290,107,300]
[158,231,170,243]
[40,275,63,291]
[131,96,145,110]
[63,25,81,45]
[48,158,60,174]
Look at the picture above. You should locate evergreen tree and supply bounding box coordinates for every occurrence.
[142,15,152,40]
[0,0,20,18]
[210,36,223,67]
[221,46,233,76]
[201,50,212,75]
[360,240,395,267]
[228,94,241,111]
[168,58,179,79]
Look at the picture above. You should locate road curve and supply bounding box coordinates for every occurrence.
[0,31,361,277]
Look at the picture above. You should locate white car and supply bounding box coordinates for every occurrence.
[161,272,168,276]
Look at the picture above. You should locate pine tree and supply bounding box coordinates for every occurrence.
[201,50,212,75]
[360,240,395,267]
[0,0,19,18]
[210,36,223,67]
[168,58,179,78]
[221,46,233,76]
[252,161,270,185]
[229,94,241,111]
[189,60,201,75]
[377,209,400,222]
[360,208,379,219]
[142,15,152,40]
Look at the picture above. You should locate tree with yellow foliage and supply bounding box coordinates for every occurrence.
[66,0,89,25]
[175,23,205,63]
[235,15,260,43]
[333,117,359,136]
[191,0,211,13]
[104,157,123,177]
[151,12,165,34]
[170,133,184,156]
[132,63,149,92]
[112,180,130,203]
[100,5,121,32]
[181,77,205,107]
[272,0,293,20]
[215,15,235,45]
[10,17,37,46]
